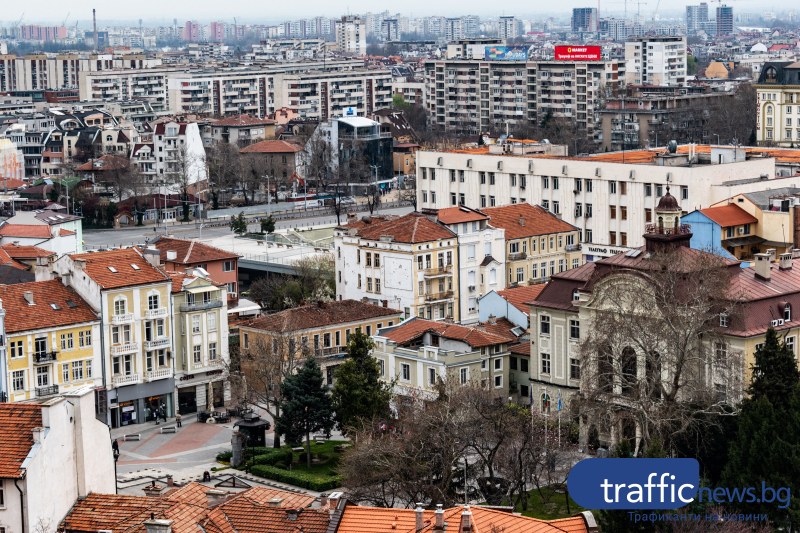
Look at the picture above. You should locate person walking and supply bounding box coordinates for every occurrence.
[176,412,182,428]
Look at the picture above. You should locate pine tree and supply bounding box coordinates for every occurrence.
[331,332,392,433]
[276,357,334,467]
[260,215,276,235]
[748,327,800,405]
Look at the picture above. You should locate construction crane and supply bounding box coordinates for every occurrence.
[652,0,661,22]
[62,12,70,27]
[13,12,24,37]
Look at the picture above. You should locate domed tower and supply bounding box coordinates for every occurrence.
[644,186,692,253]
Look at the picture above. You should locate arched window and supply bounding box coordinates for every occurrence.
[765,67,777,83]
[766,105,773,115]
[785,303,792,322]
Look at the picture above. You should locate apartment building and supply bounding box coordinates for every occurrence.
[205,115,277,147]
[415,144,800,257]
[79,67,181,111]
[755,62,800,147]
[240,299,403,386]
[423,58,621,137]
[572,8,598,33]
[170,269,230,415]
[624,36,687,87]
[686,3,709,35]
[336,16,367,56]
[435,206,507,324]
[372,317,526,402]
[2,280,101,403]
[306,116,393,182]
[54,247,175,428]
[151,121,207,190]
[334,212,460,321]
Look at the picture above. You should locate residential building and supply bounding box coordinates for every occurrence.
[306,116,394,183]
[479,283,546,330]
[572,8,598,33]
[381,18,400,42]
[436,206,507,323]
[624,36,687,87]
[205,115,277,147]
[54,247,175,428]
[372,317,526,402]
[240,139,306,191]
[716,5,734,37]
[336,16,367,56]
[483,203,583,285]
[152,121,208,191]
[683,204,770,261]
[335,212,460,321]
[755,62,800,147]
[415,144,800,257]
[150,236,241,305]
[78,66,180,111]
[686,3,709,35]
[3,279,102,403]
[0,389,115,533]
[0,210,83,254]
[498,16,519,40]
[169,269,230,415]
[240,299,402,385]
[445,18,466,42]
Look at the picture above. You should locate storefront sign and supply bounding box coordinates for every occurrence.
[584,244,633,258]
[554,45,602,61]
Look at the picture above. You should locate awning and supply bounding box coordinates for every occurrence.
[723,235,765,247]
[762,240,793,248]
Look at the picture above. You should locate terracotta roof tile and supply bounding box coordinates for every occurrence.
[0,403,42,478]
[0,248,27,270]
[152,237,240,264]
[436,206,489,225]
[344,212,456,244]
[0,280,98,333]
[213,114,276,127]
[1,243,55,259]
[0,224,52,238]
[699,204,758,227]
[383,318,513,348]
[69,248,170,289]
[497,284,546,313]
[240,139,304,154]
[483,204,577,240]
[244,299,402,333]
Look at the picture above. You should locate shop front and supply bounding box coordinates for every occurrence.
[176,369,228,415]
[109,378,175,428]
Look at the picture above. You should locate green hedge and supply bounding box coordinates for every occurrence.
[250,448,292,467]
[216,451,232,462]
[249,464,342,492]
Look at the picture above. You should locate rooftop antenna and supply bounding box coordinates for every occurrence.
[92,8,98,52]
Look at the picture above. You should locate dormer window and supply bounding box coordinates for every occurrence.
[573,289,580,301]
[719,313,730,328]
[785,304,792,322]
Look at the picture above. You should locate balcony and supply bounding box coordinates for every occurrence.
[425,291,454,302]
[566,244,582,252]
[179,299,223,312]
[144,338,170,350]
[33,351,58,364]
[112,373,141,387]
[36,385,59,397]
[111,342,139,355]
[111,313,134,325]
[508,252,527,261]
[314,346,347,359]
[144,307,168,319]
[145,368,173,382]
[424,265,452,277]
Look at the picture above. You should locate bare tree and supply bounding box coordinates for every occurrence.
[579,251,742,456]
[165,145,204,221]
[206,141,242,209]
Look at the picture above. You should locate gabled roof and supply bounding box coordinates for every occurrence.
[151,237,240,265]
[0,247,29,269]
[698,204,758,228]
[497,283,547,313]
[382,318,513,348]
[154,122,188,136]
[0,224,52,239]
[0,403,42,478]
[240,139,304,154]
[483,203,577,240]
[245,299,402,333]
[68,248,170,289]
[436,206,489,225]
[344,212,456,244]
[0,280,98,333]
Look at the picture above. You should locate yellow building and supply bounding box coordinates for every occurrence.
[2,279,101,402]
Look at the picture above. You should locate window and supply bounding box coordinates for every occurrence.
[521,358,529,373]
[785,304,792,322]
[510,174,517,186]
[681,186,688,200]
[542,176,549,189]
[540,315,550,335]
[494,375,503,388]
[609,232,617,246]
[542,199,549,211]
[376,278,381,294]
[656,184,664,197]
[645,208,652,223]
[620,232,627,246]
[62,363,70,383]
[480,195,487,208]
[148,294,160,310]
[490,196,496,206]
[719,313,729,327]
[401,363,411,381]
[450,193,457,206]
[34,337,47,356]
[516,267,524,282]
[553,177,559,190]
[570,358,581,380]
[10,340,23,358]
[193,345,202,364]
[12,370,24,392]
[620,181,627,195]
[209,342,218,360]
[61,332,74,351]
[585,179,593,192]
[586,203,593,218]
[610,205,616,219]
[428,367,437,385]
[114,298,126,316]
[489,172,495,185]
[79,330,92,347]
[569,319,580,339]
[207,313,217,331]
[480,171,486,184]
[493,358,503,371]
[36,366,49,387]
[367,277,373,292]
[86,360,93,379]
[72,361,84,381]
[460,367,468,384]
[553,201,560,214]
[620,206,627,220]
[192,315,201,333]
[541,353,551,374]
[223,260,234,272]
[609,181,617,194]
[645,183,652,196]
[378,359,385,376]
[510,357,518,370]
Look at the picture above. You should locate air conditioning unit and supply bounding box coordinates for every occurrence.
[528,161,535,172]
[562,165,568,175]
[629,170,636,180]
[468,285,476,291]
[466,158,473,168]
[771,319,780,327]
[666,172,673,182]
[497,161,503,171]
[595,168,602,177]
[738,227,745,234]
[778,319,785,326]
[573,189,579,194]
[437,156,443,166]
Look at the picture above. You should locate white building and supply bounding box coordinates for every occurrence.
[0,388,115,533]
[0,211,83,255]
[498,16,519,40]
[336,16,367,56]
[624,36,687,87]
[152,121,207,191]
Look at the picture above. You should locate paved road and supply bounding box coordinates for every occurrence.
[83,204,413,248]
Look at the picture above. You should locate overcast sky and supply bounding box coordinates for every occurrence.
[5,0,796,25]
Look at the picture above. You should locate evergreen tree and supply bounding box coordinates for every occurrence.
[260,215,276,235]
[230,211,248,235]
[748,327,799,404]
[331,332,392,433]
[276,357,334,467]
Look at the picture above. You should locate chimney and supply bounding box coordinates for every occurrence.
[143,516,172,533]
[487,314,496,325]
[93,9,98,52]
[32,427,44,444]
[166,474,174,487]
[415,503,425,532]
[166,250,177,261]
[34,256,53,282]
[267,497,283,507]
[320,493,328,508]
[23,291,34,305]
[518,216,525,227]
[143,481,166,497]
[206,489,228,508]
[328,491,343,510]
[460,506,473,532]
[780,252,793,270]
[754,253,772,281]
[61,272,71,287]
[286,509,300,521]
[766,248,777,259]
[434,504,445,531]
[143,247,161,267]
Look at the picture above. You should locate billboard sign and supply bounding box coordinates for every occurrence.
[484,46,528,61]
[554,45,602,61]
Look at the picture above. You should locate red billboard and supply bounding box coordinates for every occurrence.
[554,45,602,61]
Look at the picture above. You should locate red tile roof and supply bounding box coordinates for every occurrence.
[75,154,130,172]
[245,299,402,333]
[0,403,42,478]
[240,139,304,154]
[345,212,456,243]
[1,243,55,259]
[699,204,758,227]
[0,224,52,238]
[497,284,546,313]
[0,280,98,333]
[213,114,276,127]
[151,237,240,264]
[0,248,27,270]
[69,248,170,289]
[436,206,489,225]
[383,318,514,348]
[483,204,577,240]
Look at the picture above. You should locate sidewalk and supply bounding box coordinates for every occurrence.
[110,415,192,441]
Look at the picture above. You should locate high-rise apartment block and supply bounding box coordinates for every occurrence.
[716,5,734,37]
[624,36,687,86]
[685,3,709,34]
[572,8,598,33]
[336,16,367,56]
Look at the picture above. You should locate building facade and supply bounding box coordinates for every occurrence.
[336,16,367,56]
[755,62,800,147]
[624,36,687,87]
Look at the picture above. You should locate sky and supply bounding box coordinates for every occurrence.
[4,0,796,25]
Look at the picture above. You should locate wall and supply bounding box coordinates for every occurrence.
[477,290,528,330]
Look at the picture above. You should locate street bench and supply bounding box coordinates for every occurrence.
[123,434,141,441]
[160,426,177,434]
[292,447,304,452]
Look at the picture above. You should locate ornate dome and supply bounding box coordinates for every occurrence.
[656,186,680,211]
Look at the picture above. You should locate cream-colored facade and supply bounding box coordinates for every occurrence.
[755,63,800,146]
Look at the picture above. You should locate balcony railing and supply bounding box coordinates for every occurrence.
[179,299,223,312]
[144,307,168,319]
[36,385,59,397]
[111,313,134,325]
[424,265,452,276]
[33,351,58,364]
[145,368,173,382]
[110,342,139,355]
[565,244,582,252]
[314,346,347,358]
[112,373,140,386]
[425,290,454,302]
[508,252,527,261]
[144,338,170,350]
[645,223,691,236]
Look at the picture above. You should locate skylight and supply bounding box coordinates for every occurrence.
[131,264,141,270]
[66,300,78,308]
[50,303,61,310]
[108,266,118,273]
